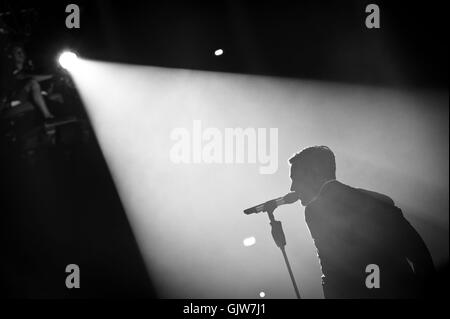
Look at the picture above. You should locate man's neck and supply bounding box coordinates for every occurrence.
[304,179,337,207]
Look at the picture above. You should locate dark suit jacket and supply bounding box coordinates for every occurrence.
[304,180,435,298]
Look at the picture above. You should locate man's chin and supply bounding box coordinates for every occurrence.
[299,198,308,207]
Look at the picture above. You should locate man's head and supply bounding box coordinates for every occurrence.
[289,146,336,206]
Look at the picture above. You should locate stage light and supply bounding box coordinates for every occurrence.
[214,49,224,56]
[58,51,79,70]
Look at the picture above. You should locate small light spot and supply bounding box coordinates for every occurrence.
[243,236,256,247]
[214,49,224,56]
[259,291,265,298]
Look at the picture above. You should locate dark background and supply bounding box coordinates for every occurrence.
[0,0,448,298]
[1,0,448,87]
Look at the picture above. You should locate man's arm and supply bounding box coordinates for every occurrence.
[361,188,435,276]
[397,214,435,277]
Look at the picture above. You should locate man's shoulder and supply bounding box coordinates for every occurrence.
[356,188,395,206]
[320,181,397,209]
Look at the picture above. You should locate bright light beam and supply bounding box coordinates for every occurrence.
[65,59,448,299]
[58,51,79,70]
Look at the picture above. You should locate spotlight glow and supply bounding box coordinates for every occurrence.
[58,51,79,70]
[259,291,266,298]
[65,59,448,299]
[214,49,224,56]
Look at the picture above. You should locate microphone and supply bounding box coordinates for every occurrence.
[244,192,299,215]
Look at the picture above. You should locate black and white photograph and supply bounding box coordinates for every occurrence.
[0,0,448,311]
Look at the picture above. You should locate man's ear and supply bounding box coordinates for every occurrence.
[310,167,327,185]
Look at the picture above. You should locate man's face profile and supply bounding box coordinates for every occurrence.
[290,163,318,206]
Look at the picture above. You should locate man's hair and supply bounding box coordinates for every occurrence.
[289,146,336,179]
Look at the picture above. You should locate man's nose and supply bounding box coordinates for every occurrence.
[290,183,295,192]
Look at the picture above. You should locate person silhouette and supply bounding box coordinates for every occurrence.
[2,44,54,120]
[289,146,436,298]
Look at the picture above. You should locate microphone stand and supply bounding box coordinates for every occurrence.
[265,205,301,299]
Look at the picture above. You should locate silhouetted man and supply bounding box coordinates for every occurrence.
[289,146,435,298]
